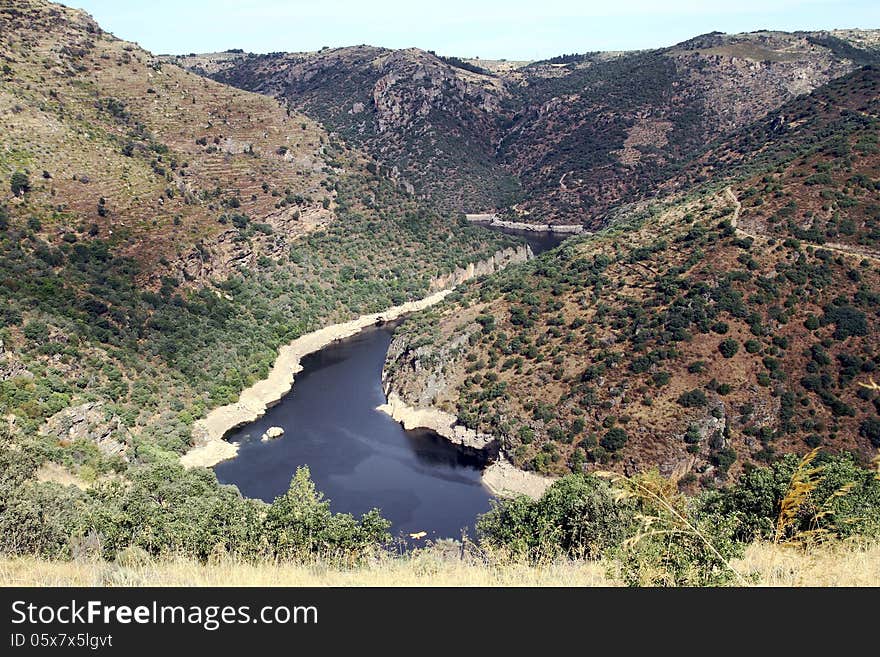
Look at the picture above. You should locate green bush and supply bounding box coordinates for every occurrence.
[860,417,880,448]
[10,171,30,196]
[263,467,390,561]
[718,338,740,358]
[703,453,880,542]
[677,389,707,408]
[476,474,632,560]
[600,427,628,451]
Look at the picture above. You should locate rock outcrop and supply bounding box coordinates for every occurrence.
[377,392,497,453]
[465,214,587,234]
[260,426,285,442]
[428,244,531,291]
[482,459,555,499]
[40,402,131,459]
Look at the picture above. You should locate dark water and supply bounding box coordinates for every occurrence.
[214,325,493,542]
[475,224,571,256]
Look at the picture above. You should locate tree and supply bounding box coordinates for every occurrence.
[10,171,30,196]
[860,417,880,448]
[476,474,632,560]
[677,389,707,408]
[263,466,390,560]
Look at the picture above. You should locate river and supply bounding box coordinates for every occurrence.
[213,227,569,541]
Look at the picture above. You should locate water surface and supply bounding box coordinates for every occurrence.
[215,325,493,542]
[475,224,571,255]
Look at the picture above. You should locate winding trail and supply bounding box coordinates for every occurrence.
[725,187,880,264]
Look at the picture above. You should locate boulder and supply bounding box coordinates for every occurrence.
[260,426,285,442]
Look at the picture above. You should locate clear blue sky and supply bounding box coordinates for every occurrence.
[67,0,879,60]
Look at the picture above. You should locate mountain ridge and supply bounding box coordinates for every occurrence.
[172,29,880,227]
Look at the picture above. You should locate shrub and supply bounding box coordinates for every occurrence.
[10,171,30,196]
[677,389,707,408]
[860,417,880,448]
[824,305,868,340]
[476,474,632,560]
[22,320,49,343]
[600,427,628,452]
[263,467,390,560]
[607,471,744,587]
[704,453,880,542]
[718,338,739,359]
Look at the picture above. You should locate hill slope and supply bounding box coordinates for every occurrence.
[0,0,518,457]
[181,46,521,213]
[383,66,880,484]
[178,31,879,227]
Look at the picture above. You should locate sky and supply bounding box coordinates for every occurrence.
[67,0,880,60]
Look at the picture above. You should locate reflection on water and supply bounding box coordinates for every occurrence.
[473,223,571,256]
[214,325,493,541]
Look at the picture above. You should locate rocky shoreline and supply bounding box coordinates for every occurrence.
[376,391,498,453]
[180,245,531,469]
[376,392,555,499]
[465,213,587,235]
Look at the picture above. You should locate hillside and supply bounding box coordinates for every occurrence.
[178,31,879,227]
[0,0,338,282]
[383,66,880,484]
[180,46,522,213]
[0,0,517,473]
[500,31,875,226]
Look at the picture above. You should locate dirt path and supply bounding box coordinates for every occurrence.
[725,187,880,264]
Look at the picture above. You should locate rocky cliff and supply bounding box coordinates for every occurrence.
[428,244,531,291]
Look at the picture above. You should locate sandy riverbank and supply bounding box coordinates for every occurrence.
[482,460,555,499]
[181,246,531,469]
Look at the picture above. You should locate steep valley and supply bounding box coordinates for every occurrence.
[0,0,879,582]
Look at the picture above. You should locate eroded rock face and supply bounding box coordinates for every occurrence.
[428,244,531,291]
[40,402,131,459]
[170,202,333,286]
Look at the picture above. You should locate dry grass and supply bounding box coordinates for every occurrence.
[1,541,878,587]
[0,552,612,587]
[735,540,880,586]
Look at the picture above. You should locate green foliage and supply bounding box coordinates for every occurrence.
[823,304,868,340]
[263,467,390,561]
[860,417,880,448]
[0,428,392,563]
[704,453,880,541]
[10,171,30,196]
[718,338,740,358]
[677,389,707,408]
[600,427,628,452]
[476,474,632,561]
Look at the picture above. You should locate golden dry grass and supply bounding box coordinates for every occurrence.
[1,541,877,587]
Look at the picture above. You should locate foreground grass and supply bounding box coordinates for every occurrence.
[1,541,878,587]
